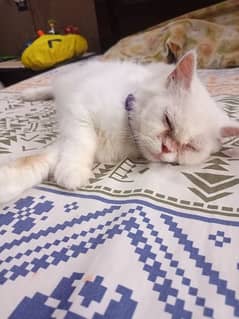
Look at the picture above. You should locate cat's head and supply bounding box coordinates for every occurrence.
[133,50,239,165]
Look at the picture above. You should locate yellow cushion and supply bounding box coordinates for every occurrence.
[21,34,88,70]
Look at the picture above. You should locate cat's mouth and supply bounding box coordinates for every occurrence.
[147,142,199,164]
[150,139,178,161]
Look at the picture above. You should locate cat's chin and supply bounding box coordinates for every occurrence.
[142,149,178,164]
[143,148,211,166]
[155,152,178,164]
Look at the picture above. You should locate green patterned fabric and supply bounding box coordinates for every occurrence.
[103,0,239,68]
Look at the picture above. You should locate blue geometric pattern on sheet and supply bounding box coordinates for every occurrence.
[9,272,137,319]
[161,214,239,317]
[0,196,53,234]
[1,189,239,319]
[1,57,239,319]
[208,230,231,247]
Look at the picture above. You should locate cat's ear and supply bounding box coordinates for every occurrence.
[220,126,239,137]
[167,50,196,90]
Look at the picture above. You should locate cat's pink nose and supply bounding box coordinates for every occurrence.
[162,144,171,153]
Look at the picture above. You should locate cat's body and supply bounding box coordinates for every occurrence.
[0,51,239,203]
[54,59,149,163]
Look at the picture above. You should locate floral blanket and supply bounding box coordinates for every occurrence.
[0,61,239,319]
[104,0,239,68]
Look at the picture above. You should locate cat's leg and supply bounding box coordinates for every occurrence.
[0,143,59,203]
[22,86,53,101]
[54,125,97,190]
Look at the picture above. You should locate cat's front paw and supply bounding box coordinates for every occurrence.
[0,169,22,204]
[54,164,92,190]
[0,185,21,204]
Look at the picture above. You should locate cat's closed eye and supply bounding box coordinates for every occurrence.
[182,143,197,152]
[164,113,173,131]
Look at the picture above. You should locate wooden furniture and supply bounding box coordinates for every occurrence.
[0,0,100,57]
[0,53,95,87]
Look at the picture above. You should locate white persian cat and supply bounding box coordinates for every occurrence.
[0,51,239,203]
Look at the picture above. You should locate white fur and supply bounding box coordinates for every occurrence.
[22,86,53,100]
[0,52,237,203]
[0,145,58,202]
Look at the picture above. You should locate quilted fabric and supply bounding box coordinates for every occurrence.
[103,0,239,68]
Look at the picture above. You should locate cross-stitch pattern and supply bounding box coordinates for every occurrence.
[1,61,239,319]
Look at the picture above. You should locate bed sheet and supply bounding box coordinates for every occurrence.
[0,61,239,319]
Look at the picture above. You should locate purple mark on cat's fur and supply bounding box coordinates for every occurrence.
[125,94,135,112]
[125,94,139,147]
